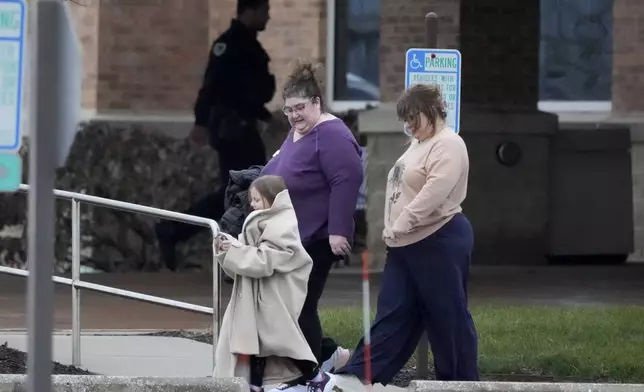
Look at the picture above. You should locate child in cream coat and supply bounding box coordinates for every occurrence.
[214,175,341,392]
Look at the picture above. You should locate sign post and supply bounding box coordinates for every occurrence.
[26,1,81,392]
[404,14,462,133]
[0,0,27,192]
[407,12,461,379]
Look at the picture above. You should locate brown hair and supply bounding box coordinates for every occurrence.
[250,175,287,206]
[282,59,326,111]
[396,84,447,132]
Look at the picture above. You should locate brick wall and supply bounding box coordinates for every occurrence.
[95,0,209,112]
[59,0,644,115]
[613,1,644,261]
[258,0,327,109]
[69,1,99,110]
[459,0,539,109]
[378,0,540,107]
[66,0,325,114]
[379,0,460,103]
[208,0,236,43]
[612,0,644,113]
[208,0,327,110]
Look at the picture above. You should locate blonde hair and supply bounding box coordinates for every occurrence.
[249,175,287,206]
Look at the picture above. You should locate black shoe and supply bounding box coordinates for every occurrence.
[155,222,178,271]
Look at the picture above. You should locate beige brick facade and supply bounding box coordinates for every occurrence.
[66,0,325,114]
[379,0,460,102]
[96,0,209,112]
[612,0,644,113]
[63,0,642,115]
[28,0,644,265]
[258,0,327,108]
[68,1,99,110]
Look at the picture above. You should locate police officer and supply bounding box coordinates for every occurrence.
[155,0,275,270]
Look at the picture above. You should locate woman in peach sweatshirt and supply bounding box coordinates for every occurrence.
[335,84,479,385]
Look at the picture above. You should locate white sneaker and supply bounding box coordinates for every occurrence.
[320,347,351,373]
[266,380,307,392]
[333,374,367,392]
[307,371,342,392]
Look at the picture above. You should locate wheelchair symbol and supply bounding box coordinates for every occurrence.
[409,54,422,70]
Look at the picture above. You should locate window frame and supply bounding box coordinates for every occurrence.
[325,0,380,112]
[538,0,613,114]
[325,0,612,114]
[538,101,612,113]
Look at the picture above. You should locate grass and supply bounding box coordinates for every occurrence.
[320,305,644,383]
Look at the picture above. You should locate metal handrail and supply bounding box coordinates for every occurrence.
[0,184,222,369]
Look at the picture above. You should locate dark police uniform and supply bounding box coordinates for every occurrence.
[195,19,275,156]
[155,19,275,269]
[194,18,275,179]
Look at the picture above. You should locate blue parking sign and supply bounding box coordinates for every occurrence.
[0,0,26,151]
[405,48,462,133]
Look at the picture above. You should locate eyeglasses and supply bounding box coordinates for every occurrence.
[282,100,310,116]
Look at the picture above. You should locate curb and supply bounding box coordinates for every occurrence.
[0,329,180,335]
[409,380,644,392]
[0,375,247,392]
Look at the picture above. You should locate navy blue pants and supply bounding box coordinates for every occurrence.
[338,214,479,384]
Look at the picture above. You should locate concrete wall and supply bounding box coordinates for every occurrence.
[548,126,633,259]
[361,105,556,267]
[630,125,644,261]
[459,111,556,265]
[557,115,644,263]
[361,106,637,267]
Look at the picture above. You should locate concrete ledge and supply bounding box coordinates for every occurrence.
[409,380,643,392]
[0,375,247,392]
[358,103,558,135]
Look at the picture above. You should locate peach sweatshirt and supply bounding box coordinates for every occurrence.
[383,127,469,248]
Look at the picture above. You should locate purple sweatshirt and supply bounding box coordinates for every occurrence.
[261,119,363,245]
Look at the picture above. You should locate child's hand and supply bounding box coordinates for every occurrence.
[219,240,231,252]
[215,233,241,252]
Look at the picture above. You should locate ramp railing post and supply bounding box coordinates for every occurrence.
[211,225,221,369]
[71,198,81,366]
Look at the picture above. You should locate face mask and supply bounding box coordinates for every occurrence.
[403,124,413,137]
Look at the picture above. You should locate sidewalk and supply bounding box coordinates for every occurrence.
[0,332,404,392]
[0,332,213,377]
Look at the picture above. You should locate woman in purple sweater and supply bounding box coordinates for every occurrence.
[261,60,363,390]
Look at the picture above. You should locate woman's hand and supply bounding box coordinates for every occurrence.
[382,227,401,241]
[329,235,351,256]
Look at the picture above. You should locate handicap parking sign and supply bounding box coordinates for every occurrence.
[405,48,462,133]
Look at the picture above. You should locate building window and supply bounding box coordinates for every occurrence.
[539,0,613,111]
[327,0,381,110]
[328,0,613,111]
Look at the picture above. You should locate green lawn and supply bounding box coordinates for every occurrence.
[320,305,644,383]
